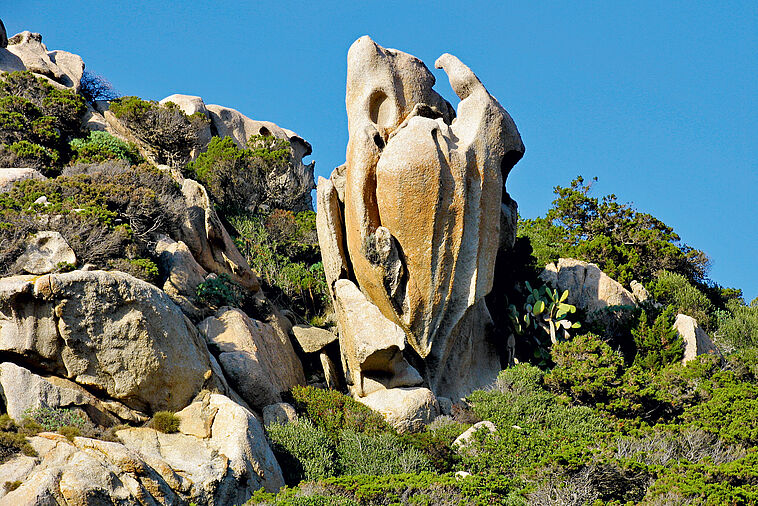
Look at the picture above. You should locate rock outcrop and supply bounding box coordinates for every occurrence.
[674,314,720,363]
[357,387,439,433]
[15,231,76,275]
[539,258,638,324]
[0,394,283,505]
[317,36,524,400]
[0,271,216,413]
[0,167,44,192]
[1,31,83,91]
[199,307,305,410]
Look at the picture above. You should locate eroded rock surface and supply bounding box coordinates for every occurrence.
[0,270,215,413]
[317,36,524,400]
[15,231,76,275]
[357,386,439,433]
[674,314,720,363]
[2,31,83,90]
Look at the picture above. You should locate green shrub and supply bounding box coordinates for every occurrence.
[289,386,390,439]
[70,131,141,165]
[107,257,160,284]
[110,96,209,167]
[149,411,180,433]
[545,333,624,404]
[715,299,758,350]
[632,307,684,369]
[58,425,81,441]
[3,480,21,492]
[186,134,292,214]
[195,273,245,309]
[648,270,715,330]
[23,406,86,432]
[0,431,36,463]
[336,431,433,476]
[267,419,338,484]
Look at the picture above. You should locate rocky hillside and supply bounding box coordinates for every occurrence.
[1,18,758,506]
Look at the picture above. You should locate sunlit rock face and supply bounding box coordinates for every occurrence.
[318,36,524,399]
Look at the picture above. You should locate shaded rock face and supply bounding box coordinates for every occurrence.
[0,271,214,413]
[0,394,283,506]
[199,307,305,410]
[317,36,524,399]
[1,31,84,91]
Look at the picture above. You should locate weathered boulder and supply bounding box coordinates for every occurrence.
[0,362,145,425]
[674,314,720,363]
[539,258,637,323]
[0,270,215,413]
[15,231,76,275]
[4,31,83,91]
[317,37,524,400]
[177,178,260,291]
[631,280,651,303]
[0,167,44,192]
[291,323,337,353]
[334,279,422,396]
[205,103,316,211]
[1,395,283,505]
[199,307,304,410]
[262,402,298,426]
[357,387,439,433]
[155,235,208,319]
[453,421,497,451]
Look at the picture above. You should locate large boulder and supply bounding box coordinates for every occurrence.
[177,179,260,291]
[3,31,83,91]
[0,395,283,505]
[205,103,315,211]
[674,314,720,363]
[539,258,637,325]
[155,235,208,319]
[199,307,304,410]
[15,231,76,275]
[357,387,439,433]
[291,323,337,353]
[0,362,145,425]
[317,37,524,400]
[0,270,215,413]
[334,279,422,397]
[0,167,44,192]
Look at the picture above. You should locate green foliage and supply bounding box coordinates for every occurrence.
[518,176,710,286]
[290,386,389,439]
[110,96,209,167]
[23,406,87,432]
[231,212,329,321]
[58,425,81,441]
[70,131,141,165]
[648,270,715,330]
[150,411,180,433]
[267,419,338,483]
[336,431,433,476]
[186,134,293,214]
[715,298,758,350]
[0,414,36,464]
[0,71,86,173]
[545,333,624,403]
[107,257,160,284]
[195,273,245,309]
[632,306,684,369]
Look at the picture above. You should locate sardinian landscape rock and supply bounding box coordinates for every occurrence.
[317,36,525,403]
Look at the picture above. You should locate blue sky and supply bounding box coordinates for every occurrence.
[6,1,757,300]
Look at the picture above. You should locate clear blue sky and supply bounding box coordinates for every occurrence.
[6,1,757,301]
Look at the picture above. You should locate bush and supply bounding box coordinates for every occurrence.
[632,307,684,370]
[58,425,81,441]
[22,406,87,432]
[648,270,715,330]
[267,419,338,484]
[0,71,86,173]
[78,70,120,102]
[186,134,292,214]
[545,333,624,403]
[336,431,433,476]
[289,386,390,439]
[110,96,209,167]
[715,299,758,350]
[70,131,141,165]
[195,273,245,309]
[149,411,180,433]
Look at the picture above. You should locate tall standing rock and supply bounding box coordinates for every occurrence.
[317,36,525,400]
